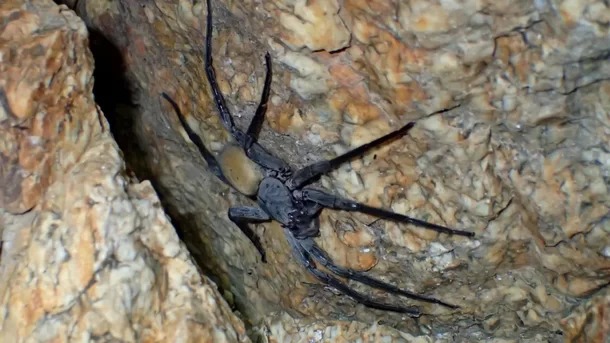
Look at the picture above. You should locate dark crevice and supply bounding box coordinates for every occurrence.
[84,23,244,321]
[86,29,145,179]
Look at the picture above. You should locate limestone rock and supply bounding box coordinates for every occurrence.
[561,286,610,342]
[256,312,433,343]
[56,0,609,341]
[0,1,249,342]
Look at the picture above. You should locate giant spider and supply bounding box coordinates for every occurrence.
[161,0,474,316]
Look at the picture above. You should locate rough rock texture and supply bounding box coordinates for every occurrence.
[51,0,610,341]
[0,1,249,342]
[561,286,610,342]
[256,312,440,343]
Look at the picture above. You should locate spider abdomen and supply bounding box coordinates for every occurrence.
[257,177,295,225]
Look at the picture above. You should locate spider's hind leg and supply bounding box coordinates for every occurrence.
[205,0,269,144]
[204,0,290,173]
[245,52,272,142]
[161,93,229,184]
[228,206,271,262]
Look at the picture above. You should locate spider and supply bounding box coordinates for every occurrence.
[161,0,474,317]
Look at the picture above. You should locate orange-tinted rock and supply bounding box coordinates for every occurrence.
[0,1,249,342]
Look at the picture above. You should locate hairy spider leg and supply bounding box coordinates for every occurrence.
[204,0,234,134]
[246,52,272,141]
[161,93,229,184]
[300,238,460,308]
[302,188,475,237]
[204,0,290,173]
[228,206,271,262]
[287,122,416,189]
[287,104,461,189]
[284,230,422,316]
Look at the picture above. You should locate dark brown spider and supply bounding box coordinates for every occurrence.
[162,0,474,317]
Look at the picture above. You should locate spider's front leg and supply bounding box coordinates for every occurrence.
[287,122,416,189]
[300,238,460,309]
[284,230,422,316]
[286,104,461,190]
[301,187,475,237]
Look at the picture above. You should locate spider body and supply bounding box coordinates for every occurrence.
[258,177,294,224]
[161,0,475,317]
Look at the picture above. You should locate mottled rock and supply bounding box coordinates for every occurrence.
[55,0,609,341]
[256,312,430,343]
[0,1,249,342]
[278,0,350,52]
[561,285,610,343]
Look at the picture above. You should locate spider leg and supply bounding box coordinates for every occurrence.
[205,0,235,135]
[284,230,421,316]
[161,93,229,184]
[303,201,323,217]
[246,52,271,140]
[228,206,271,262]
[287,122,415,189]
[288,201,324,239]
[300,238,459,309]
[204,0,290,173]
[287,105,460,189]
[301,188,474,237]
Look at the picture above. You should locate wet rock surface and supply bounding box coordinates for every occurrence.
[3,0,609,341]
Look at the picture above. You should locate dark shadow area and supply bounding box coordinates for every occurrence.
[87,29,147,179]
[85,27,240,313]
[88,29,133,114]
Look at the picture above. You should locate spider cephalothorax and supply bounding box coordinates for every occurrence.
[162,0,474,317]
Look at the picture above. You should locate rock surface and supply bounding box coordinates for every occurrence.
[561,285,610,342]
[0,1,249,342]
[5,0,609,341]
